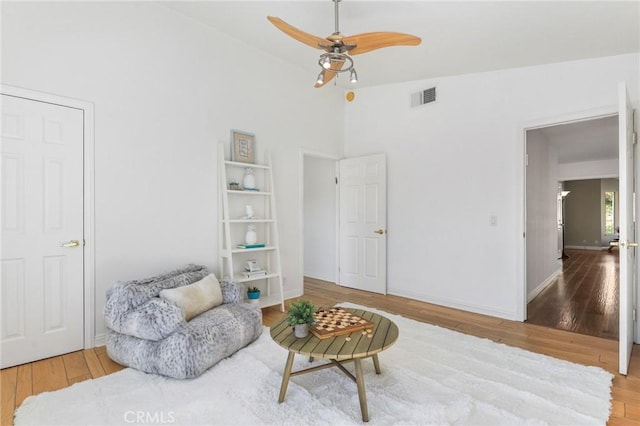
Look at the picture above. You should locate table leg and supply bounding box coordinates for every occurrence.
[354,358,369,422]
[372,354,381,374]
[278,351,295,403]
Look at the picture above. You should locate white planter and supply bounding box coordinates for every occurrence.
[294,324,309,338]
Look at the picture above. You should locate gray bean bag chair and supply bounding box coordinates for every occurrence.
[105,264,262,379]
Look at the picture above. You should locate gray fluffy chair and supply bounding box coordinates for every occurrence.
[104,264,262,379]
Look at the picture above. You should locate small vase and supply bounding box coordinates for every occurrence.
[245,224,257,245]
[243,168,256,190]
[294,324,309,338]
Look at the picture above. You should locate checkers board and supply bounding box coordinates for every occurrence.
[309,307,374,339]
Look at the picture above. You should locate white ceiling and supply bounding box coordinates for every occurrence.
[536,115,619,164]
[161,1,632,165]
[162,1,639,89]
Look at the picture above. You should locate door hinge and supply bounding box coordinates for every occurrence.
[633,308,637,321]
[523,232,526,238]
[633,132,638,145]
[335,177,338,184]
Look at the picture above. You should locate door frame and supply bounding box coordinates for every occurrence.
[298,150,340,288]
[518,104,619,322]
[1,84,96,348]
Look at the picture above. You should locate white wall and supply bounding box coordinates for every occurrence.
[303,156,336,282]
[526,130,560,301]
[345,53,639,320]
[558,159,618,181]
[1,2,344,342]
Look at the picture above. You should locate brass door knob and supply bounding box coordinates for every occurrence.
[60,240,80,248]
[373,229,385,235]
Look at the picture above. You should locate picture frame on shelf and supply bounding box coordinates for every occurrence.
[231,130,255,164]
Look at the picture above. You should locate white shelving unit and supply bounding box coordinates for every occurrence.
[218,144,285,311]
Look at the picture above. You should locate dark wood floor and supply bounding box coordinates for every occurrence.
[527,249,619,340]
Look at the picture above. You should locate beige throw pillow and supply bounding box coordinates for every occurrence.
[159,273,223,321]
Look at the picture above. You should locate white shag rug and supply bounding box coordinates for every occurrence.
[15,303,613,426]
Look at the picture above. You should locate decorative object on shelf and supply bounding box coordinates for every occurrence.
[245,224,257,245]
[245,205,254,219]
[242,269,267,278]
[243,167,257,190]
[231,130,255,164]
[246,259,260,272]
[229,182,240,190]
[237,243,266,249]
[247,286,261,304]
[286,299,317,338]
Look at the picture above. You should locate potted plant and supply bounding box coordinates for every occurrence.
[247,286,260,304]
[286,299,317,338]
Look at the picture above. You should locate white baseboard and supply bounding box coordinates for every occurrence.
[303,273,336,283]
[284,289,303,301]
[386,287,518,321]
[527,268,561,303]
[565,245,608,251]
[93,333,106,347]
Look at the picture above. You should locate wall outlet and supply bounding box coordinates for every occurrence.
[490,215,498,226]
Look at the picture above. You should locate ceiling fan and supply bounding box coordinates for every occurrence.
[267,0,422,88]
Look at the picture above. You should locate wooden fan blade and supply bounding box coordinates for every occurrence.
[267,16,326,50]
[343,32,421,55]
[314,60,344,88]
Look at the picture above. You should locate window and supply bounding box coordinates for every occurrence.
[604,191,616,234]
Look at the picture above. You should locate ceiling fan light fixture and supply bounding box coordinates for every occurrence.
[350,68,358,83]
[321,55,332,69]
[267,0,422,89]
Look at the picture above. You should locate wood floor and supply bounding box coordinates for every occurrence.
[527,248,620,340]
[2,277,639,425]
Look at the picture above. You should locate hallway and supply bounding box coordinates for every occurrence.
[527,249,619,340]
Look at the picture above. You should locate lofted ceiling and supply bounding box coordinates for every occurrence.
[162,1,639,89]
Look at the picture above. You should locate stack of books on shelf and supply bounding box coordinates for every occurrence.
[241,269,267,278]
[237,243,265,249]
[241,259,267,278]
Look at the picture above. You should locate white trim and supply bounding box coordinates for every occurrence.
[298,149,340,296]
[94,333,106,348]
[518,104,619,322]
[527,268,561,303]
[564,245,610,251]
[388,288,518,321]
[0,84,97,348]
[302,273,336,283]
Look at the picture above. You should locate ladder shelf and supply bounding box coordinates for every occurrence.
[218,144,285,311]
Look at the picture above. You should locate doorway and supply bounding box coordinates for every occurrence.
[524,115,620,339]
[302,153,338,286]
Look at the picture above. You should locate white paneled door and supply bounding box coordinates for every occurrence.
[338,154,387,294]
[618,82,637,376]
[1,94,84,368]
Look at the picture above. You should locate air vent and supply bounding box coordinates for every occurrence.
[421,87,436,104]
[410,87,437,108]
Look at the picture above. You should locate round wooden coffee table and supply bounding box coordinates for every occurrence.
[270,307,398,422]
